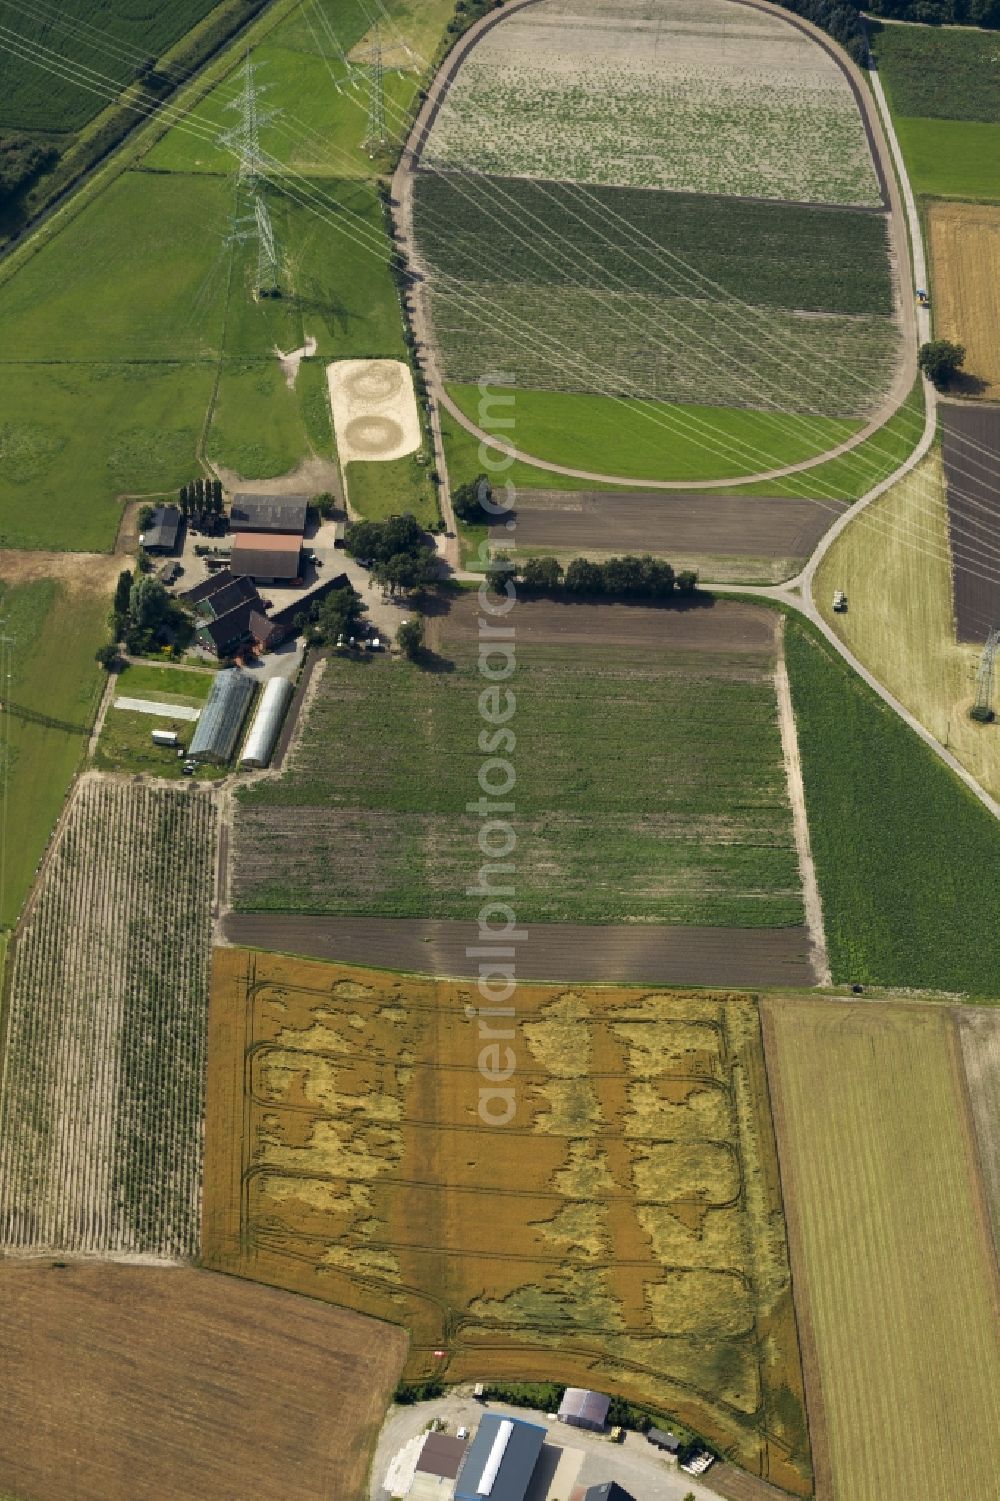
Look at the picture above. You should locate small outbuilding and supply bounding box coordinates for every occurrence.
[230,531,302,583]
[140,505,182,553]
[584,1484,637,1501]
[240,675,293,769]
[557,1388,610,1432]
[229,494,309,534]
[647,1428,680,1454]
[188,669,255,763]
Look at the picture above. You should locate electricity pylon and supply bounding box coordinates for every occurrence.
[971,627,1000,721]
[359,24,387,155]
[219,55,282,295]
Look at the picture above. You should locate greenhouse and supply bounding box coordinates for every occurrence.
[188,669,255,764]
[239,676,294,770]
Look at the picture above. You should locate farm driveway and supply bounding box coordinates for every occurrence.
[222,913,817,987]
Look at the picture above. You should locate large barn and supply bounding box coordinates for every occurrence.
[453,1415,546,1501]
[229,494,309,534]
[230,531,302,583]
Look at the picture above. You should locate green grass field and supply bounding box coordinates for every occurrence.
[871,21,1000,123]
[0,362,216,552]
[766,998,1000,1501]
[141,0,457,178]
[346,455,437,526]
[785,621,1000,994]
[891,117,1000,201]
[0,576,110,927]
[113,663,215,701]
[234,631,803,926]
[734,380,927,501]
[446,384,861,485]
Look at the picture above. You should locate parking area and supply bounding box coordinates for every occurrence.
[370,1392,721,1501]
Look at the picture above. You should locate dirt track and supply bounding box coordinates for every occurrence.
[436,591,779,654]
[492,490,845,568]
[940,402,1000,642]
[0,1260,407,1501]
[222,913,816,987]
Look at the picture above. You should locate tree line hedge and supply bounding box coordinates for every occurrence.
[490,553,699,600]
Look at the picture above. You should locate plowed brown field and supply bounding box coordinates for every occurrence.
[927,201,1000,396]
[0,1260,406,1501]
[205,948,813,1495]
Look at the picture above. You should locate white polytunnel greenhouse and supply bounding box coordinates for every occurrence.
[239,674,294,770]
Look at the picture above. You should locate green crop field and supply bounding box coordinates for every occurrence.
[446,384,860,485]
[0,0,224,131]
[414,175,896,315]
[765,998,1000,1501]
[785,621,1000,994]
[233,605,803,926]
[416,173,898,422]
[0,575,110,928]
[892,117,1000,201]
[871,21,1000,123]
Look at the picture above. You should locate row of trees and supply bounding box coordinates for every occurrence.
[488,553,699,599]
[178,478,224,518]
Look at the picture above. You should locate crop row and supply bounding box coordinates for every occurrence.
[431,285,900,420]
[0,0,221,133]
[234,653,803,926]
[425,59,880,206]
[413,173,895,316]
[0,777,218,1256]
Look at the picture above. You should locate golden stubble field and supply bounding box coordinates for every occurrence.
[927,201,1000,396]
[763,998,1000,1501]
[205,949,812,1494]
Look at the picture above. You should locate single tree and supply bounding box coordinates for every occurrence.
[313,490,338,519]
[95,642,120,670]
[519,556,563,592]
[918,338,965,389]
[212,478,223,512]
[452,472,494,523]
[138,503,156,531]
[676,569,698,594]
[485,552,515,595]
[178,483,189,516]
[397,617,425,658]
[564,557,605,594]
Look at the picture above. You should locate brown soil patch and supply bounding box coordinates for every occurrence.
[0,1260,406,1501]
[435,593,780,655]
[222,913,816,988]
[940,401,1000,641]
[0,548,120,596]
[928,201,1000,398]
[491,491,843,572]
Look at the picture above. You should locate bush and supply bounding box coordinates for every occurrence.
[452,472,495,522]
[394,1379,444,1404]
[397,617,425,658]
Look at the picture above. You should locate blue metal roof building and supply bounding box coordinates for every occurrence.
[453,1415,546,1501]
[189,668,255,763]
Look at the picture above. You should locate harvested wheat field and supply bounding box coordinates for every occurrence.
[927,201,1000,396]
[0,1260,406,1501]
[763,999,1000,1501]
[205,949,813,1494]
[955,1006,1000,1260]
